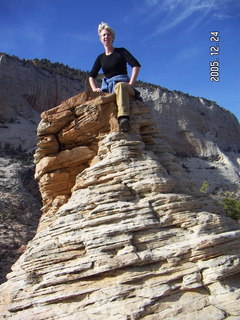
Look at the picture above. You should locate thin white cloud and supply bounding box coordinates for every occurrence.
[63,31,97,45]
[144,0,217,36]
[213,12,232,20]
[138,0,235,38]
[145,0,159,7]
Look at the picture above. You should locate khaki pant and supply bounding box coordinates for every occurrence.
[114,82,135,118]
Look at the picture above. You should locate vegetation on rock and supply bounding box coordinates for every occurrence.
[222,192,240,221]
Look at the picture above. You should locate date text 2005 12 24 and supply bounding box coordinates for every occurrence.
[209,31,220,82]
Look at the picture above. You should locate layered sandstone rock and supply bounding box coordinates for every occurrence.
[1,53,239,193]
[0,91,239,319]
[139,87,240,193]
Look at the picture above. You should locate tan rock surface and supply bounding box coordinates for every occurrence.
[139,86,240,193]
[0,91,239,319]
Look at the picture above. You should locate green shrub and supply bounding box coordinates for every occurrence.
[200,180,209,193]
[222,192,240,221]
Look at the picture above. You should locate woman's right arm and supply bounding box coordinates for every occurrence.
[89,56,102,92]
[89,77,101,92]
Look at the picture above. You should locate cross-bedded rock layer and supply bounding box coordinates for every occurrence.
[0,91,240,319]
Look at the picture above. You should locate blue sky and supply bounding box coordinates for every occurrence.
[1,0,240,120]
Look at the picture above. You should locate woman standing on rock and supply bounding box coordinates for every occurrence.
[89,22,141,132]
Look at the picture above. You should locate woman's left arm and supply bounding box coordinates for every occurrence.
[129,66,141,86]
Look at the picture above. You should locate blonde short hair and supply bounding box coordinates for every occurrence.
[98,22,115,40]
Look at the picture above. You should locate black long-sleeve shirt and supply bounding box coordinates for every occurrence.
[89,47,141,79]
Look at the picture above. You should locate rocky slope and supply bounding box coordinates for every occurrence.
[0,91,239,319]
[0,53,239,281]
[0,53,239,318]
[0,155,41,283]
[0,53,88,282]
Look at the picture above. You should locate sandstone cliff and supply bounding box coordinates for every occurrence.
[0,53,87,153]
[138,86,240,193]
[0,91,239,319]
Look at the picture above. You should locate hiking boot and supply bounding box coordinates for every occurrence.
[119,117,130,132]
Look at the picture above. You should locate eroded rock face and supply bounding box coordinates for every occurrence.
[0,53,86,119]
[139,87,240,157]
[139,87,240,193]
[0,53,87,153]
[0,157,42,284]
[0,91,239,319]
